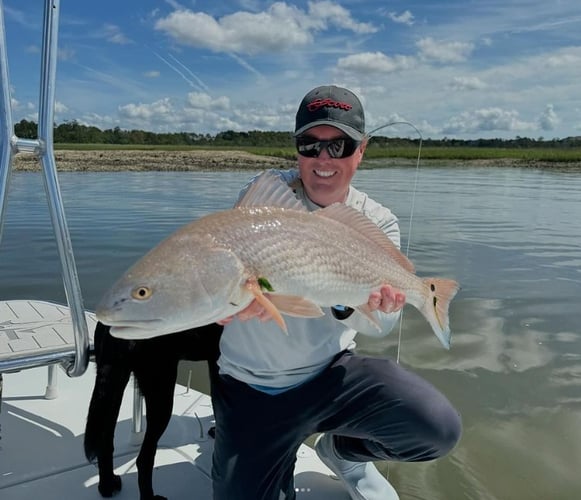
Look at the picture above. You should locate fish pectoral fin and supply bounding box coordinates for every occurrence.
[245,279,288,334]
[355,305,382,332]
[268,295,325,318]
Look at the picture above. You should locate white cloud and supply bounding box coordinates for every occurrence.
[388,10,415,26]
[442,108,535,134]
[154,1,376,55]
[144,71,160,78]
[186,92,230,111]
[367,112,418,135]
[335,52,415,75]
[545,51,581,68]
[78,112,119,131]
[155,7,310,54]
[238,0,262,11]
[118,98,174,120]
[307,1,377,34]
[113,94,264,133]
[417,37,474,63]
[54,101,69,114]
[448,76,487,91]
[101,24,133,45]
[538,104,559,131]
[232,108,284,130]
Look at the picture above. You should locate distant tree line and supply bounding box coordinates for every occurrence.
[13,119,581,149]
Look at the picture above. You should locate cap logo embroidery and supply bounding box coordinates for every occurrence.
[307,98,352,112]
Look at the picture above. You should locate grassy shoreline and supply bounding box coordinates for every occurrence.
[12,145,581,171]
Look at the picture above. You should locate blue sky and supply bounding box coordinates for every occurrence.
[3,0,581,139]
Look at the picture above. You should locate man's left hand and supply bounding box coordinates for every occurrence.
[368,285,405,314]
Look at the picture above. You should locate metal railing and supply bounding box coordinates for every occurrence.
[0,0,89,377]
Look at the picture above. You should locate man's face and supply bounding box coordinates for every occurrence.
[297,125,366,207]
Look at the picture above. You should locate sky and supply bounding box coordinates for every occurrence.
[3,0,581,140]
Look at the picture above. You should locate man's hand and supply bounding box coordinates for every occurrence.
[217,296,274,326]
[367,285,406,314]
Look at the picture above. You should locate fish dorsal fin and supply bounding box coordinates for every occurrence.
[235,170,307,211]
[317,203,415,273]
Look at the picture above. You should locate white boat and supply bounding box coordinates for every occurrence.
[0,303,346,500]
[0,2,348,498]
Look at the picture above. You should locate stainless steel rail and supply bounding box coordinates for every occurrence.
[0,0,89,377]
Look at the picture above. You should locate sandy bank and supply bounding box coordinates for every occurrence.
[14,149,296,172]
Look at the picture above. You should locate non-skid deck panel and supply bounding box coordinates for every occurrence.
[0,459,213,500]
[0,300,96,362]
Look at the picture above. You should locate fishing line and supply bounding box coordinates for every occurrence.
[367,121,423,364]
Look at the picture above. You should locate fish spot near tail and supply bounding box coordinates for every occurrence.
[420,277,460,349]
[433,296,439,322]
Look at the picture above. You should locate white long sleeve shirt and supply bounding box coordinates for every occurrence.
[217,169,401,391]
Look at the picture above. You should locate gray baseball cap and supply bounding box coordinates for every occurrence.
[294,85,365,140]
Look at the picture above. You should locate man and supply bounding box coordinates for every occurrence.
[211,85,461,500]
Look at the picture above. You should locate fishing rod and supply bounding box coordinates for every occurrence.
[367,121,424,364]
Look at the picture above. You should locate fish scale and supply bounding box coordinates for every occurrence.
[225,208,415,300]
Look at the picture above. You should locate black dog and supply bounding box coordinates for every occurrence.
[84,321,222,500]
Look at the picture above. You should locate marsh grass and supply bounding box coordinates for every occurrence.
[54,144,581,163]
[364,146,581,162]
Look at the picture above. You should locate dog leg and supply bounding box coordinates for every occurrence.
[85,323,131,497]
[134,360,179,500]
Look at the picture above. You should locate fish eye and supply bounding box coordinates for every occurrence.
[131,286,152,300]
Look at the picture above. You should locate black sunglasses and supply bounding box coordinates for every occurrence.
[295,136,361,159]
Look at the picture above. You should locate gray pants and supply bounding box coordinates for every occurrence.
[210,350,461,500]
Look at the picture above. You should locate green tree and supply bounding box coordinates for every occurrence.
[14,119,37,139]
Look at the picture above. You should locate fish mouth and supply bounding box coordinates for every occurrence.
[100,318,166,340]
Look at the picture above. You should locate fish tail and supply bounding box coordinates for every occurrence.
[418,277,460,349]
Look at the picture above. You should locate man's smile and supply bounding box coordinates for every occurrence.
[314,169,337,178]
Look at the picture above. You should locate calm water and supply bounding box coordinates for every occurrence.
[1,167,580,500]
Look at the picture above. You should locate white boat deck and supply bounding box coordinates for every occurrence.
[0,300,98,364]
[0,301,348,499]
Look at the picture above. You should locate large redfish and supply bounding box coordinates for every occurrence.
[96,171,459,348]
